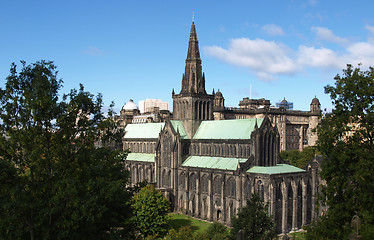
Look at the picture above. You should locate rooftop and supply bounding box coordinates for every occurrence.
[124,122,165,139]
[193,118,263,140]
[247,164,305,175]
[170,120,189,139]
[126,153,155,162]
[182,156,248,171]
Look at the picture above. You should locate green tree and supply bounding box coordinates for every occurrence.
[193,231,210,240]
[164,226,194,240]
[206,222,230,240]
[0,61,132,240]
[280,146,319,168]
[230,194,276,240]
[305,64,374,239]
[132,184,171,238]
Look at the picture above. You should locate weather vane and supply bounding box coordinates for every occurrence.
[193,11,195,22]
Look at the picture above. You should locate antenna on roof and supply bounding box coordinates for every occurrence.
[250,83,252,99]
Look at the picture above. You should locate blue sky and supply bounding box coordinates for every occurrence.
[1,0,374,113]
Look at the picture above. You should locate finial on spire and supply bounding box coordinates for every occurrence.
[192,11,195,22]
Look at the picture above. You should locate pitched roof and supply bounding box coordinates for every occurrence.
[124,122,165,139]
[247,164,305,175]
[126,153,155,162]
[181,156,247,171]
[170,120,189,139]
[193,118,264,140]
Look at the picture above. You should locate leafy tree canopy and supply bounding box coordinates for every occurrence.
[280,146,319,169]
[306,64,374,239]
[132,184,171,238]
[0,60,132,240]
[230,194,276,240]
[164,226,194,240]
[206,222,230,240]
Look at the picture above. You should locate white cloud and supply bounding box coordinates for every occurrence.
[204,38,296,81]
[297,45,343,69]
[346,41,374,67]
[204,25,374,81]
[312,26,350,46]
[262,24,285,36]
[81,46,105,56]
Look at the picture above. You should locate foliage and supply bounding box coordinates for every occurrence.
[193,231,210,240]
[0,60,132,240]
[164,226,194,240]
[305,64,374,239]
[206,222,230,240]
[288,231,306,240]
[132,184,171,238]
[280,146,319,168]
[230,193,276,240]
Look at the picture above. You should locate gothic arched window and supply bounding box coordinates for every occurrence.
[257,180,264,200]
[213,176,221,195]
[202,175,209,193]
[189,173,197,192]
[227,178,236,197]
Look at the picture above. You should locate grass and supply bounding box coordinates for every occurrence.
[169,213,212,234]
[288,231,306,240]
[169,213,307,239]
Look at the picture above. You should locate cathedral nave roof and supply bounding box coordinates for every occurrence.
[124,122,165,139]
[193,118,264,140]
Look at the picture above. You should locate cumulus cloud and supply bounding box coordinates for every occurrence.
[262,24,285,36]
[81,46,105,56]
[204,38,296,81]
[297,46,343,69]
[346,41,374,66]
[312,26,350,46]
[203,25,374,81]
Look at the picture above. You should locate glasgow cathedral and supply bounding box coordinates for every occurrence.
[121,21,323,234]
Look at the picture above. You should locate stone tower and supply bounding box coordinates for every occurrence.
[308,96,321,146]
[172,21,214,138]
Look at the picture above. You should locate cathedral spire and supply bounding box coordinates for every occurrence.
[187,21,200,60]
[180,21,206,94]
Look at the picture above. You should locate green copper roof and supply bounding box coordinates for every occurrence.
[170,120,189,139]
[247,164,305,175]
[181,156,248,171]
[126,153,155,162]
[193,118,264,140]
[124,122,165,139]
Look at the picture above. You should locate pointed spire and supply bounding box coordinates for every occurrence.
[212,88,215,95]
[172,88,175,95]
[187,22,200,60]
[180,20,206,94]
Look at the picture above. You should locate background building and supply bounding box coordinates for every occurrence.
[139,99,169,113]
[213,94,320,151]
[276,98,294,110]
[117,99,172,126]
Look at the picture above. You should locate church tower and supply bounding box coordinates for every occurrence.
[172,21,214,138]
